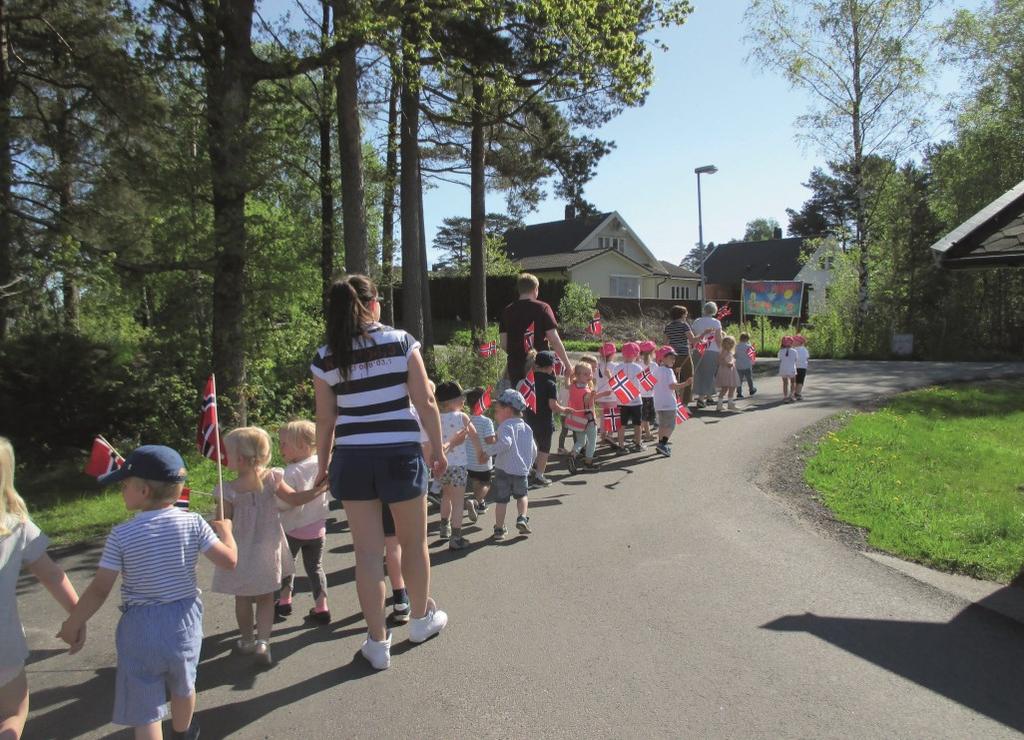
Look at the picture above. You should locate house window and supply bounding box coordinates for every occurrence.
[599,236,626,252]
[610,275,640,298]
[670,285,691,300]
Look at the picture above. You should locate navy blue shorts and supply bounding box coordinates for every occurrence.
[330,443,427,504]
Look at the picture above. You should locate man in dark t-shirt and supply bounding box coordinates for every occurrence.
[499,273,572,386]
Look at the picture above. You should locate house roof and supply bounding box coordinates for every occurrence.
[504,212,612,259]
[518,247,653,274]
[702,237,805,284]
[930,180,1024,268]
[659,260,700,279]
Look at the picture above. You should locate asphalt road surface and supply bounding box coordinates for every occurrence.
[18,360,1024,739]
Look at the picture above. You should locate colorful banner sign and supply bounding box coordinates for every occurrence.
[742,280,804,318]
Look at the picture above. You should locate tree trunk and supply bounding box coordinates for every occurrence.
[335,40,369,274]
[850,4,869,352]
[398,23,423,341]
[380,62,399,325]
[0,0,13,339]
[468,76,487,338]
[318,1,335,312]
[418,163,433,360]
[55,86,78,330]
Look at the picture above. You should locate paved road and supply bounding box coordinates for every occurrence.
[19,361,1024,739]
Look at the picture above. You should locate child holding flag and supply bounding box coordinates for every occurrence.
[652,348,694,456]
[616,342,645,452]
[595,343,619,448]
[2,438,82,740]
[735,333,757,399]
[465,386,496,515]
[638,340,658,442]
[57,445,237,740]
[715,335,741,412]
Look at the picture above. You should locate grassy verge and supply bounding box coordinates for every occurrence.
[804,379,1024,582]
[19,451,284,547]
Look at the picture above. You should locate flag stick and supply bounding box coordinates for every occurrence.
[212,373,225,516]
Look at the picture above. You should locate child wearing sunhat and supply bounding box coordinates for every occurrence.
[57,445,238,740]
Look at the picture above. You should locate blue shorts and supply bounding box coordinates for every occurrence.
[330,443,427,504]
[113,597,203,727]
[490,470,529,504]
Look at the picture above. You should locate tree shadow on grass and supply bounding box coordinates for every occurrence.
[884,379,1024,420]
[762,591,1024,732]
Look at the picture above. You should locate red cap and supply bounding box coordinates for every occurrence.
[600,342,616,357]
[655,345,677,362]
[639,340,657,353]
[621,342,640,358]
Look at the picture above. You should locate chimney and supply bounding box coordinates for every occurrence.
[773,226,783,240]
[565,204,576,221]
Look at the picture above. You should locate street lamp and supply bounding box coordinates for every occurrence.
[695,164,718,302]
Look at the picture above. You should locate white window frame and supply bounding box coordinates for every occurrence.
[670,285,692,300]
[609,274,641,298]
[599,236,626,253]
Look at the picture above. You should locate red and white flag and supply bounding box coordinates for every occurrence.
[746,344,757,364]
[602,406,621,433]
[675,398,691,424]
[84,436,124,479]
[586,312,602,335]
[523,322,535,352]
[472,386,492,416]
[610,369,640,405]
[695,334,714,356]
[175,487,191,510]
[716,305,732,320]
[553,355,565,376]
[197,375,227,465]
[637,367,658,392]
[516,371,537,413]
[477,341,497,358]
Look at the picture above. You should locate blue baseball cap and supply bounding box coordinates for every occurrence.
[99,445,187,485]
[496,388,527,411]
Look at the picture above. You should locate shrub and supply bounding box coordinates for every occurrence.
[558,283,598,331]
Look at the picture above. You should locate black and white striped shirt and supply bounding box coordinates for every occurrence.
[311,324,423,447]
[664,320,691,355]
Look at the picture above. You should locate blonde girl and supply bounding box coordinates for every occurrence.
[1,438,81,739]
[565,362,599,472]
[715,335,741,411]
[212,427,321,666]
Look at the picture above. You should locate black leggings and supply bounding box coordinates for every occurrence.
[281,534,327,601]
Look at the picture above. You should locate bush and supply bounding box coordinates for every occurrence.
[558,283,598,331]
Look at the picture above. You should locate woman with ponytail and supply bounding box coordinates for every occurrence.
[311,275,448,670]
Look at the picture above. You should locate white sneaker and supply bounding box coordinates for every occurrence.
[727,401,737,410]
[409,599,448,643]
[716,401,723,412]
[360,630,392,670]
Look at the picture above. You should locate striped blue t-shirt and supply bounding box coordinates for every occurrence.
[99,507,218,606]
[310,324,423,447]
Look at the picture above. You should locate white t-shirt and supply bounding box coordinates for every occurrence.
[467,415,495,472]
[778,348,798,377]
[639,361,656,399]
[441,411,469,467]
[278,455,330,533]
[615,361,645,407]
[1,515,49,667]
[795,346,810,369]
[652,364,680,411]
[595,360,619,406]
[690,317,723,353]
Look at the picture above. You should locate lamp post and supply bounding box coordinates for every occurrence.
[695,164,718,302]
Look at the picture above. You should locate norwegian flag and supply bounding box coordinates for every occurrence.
[716,305,732,320]
[609,369,640,405]
[637,367,658,392]
[553,355,565,376]
[675,398,691,424]
[516,371,537,413]
[472,386,492,416]
[746,344,757,364]
[585,312,602,335]
[523,322,535,352]
[197,375,227,465]
[175,487,191,510]
[695,334,714,357]
[602,406,621,433]
[477,341,497,358]
[84,436,124,479]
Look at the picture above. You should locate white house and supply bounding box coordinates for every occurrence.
[503,208,701,300]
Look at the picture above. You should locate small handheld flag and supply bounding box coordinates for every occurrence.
[523,322,535,352]
[553,355,565,376]
[637,367,657,392]
[516,371,537,412]
[175,487,191,510]
[695,334,714,357]
[197,376,227,465]
[602,406,621,433]
[675,398,691,424]
[610,369,640,405]
[477,341,497,358]
[746,344,757,364]
[716,305,732,320]
[586,312,602,335]
[472,386,492,416]
[84,436,124,479]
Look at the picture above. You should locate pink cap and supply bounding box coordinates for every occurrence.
[621,342,640,358]
[600,341,616,357]
[639,340,657,353]
[781,335,794,348]
[655,345,677,362]
[792,334,806,345]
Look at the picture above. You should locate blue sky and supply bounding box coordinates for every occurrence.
[263,0,975,266]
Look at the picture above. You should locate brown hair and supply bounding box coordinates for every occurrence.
[670,305,688,320]
[516,273,540,295]
[326,274,377,384]
[143,476,186,505]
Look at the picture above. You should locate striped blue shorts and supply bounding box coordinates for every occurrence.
[113,596,203,727]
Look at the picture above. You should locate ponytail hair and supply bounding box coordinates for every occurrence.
[0,437,29,536]
[326,274,378,383]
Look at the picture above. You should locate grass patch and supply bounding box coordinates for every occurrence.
[18,450,285,547]
[805,379,1024,582]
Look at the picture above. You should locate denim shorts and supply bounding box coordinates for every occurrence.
[113,597,203,727]
[490,470,529,504]
[330,443,427,504]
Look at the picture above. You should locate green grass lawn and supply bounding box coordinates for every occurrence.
[805,379,1024,582]
[19,450,284,547]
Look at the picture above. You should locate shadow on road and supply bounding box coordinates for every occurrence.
[762,588,1024,732]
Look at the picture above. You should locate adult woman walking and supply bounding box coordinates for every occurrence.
[689,301,724,408]
[311,274,448,670]
[663,305,699,405]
